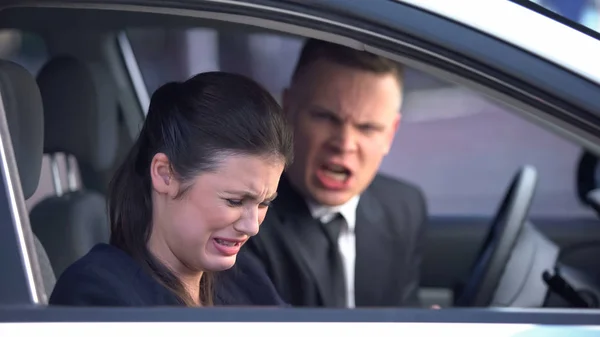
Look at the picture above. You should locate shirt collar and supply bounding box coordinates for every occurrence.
[305,195,360,231]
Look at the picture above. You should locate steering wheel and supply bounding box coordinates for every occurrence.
[455,165,538,307]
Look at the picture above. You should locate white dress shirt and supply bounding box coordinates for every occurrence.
[306,196,360,308]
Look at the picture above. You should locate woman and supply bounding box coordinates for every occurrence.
[49,72,293,307]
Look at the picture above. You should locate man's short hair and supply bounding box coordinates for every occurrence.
[291,39,404,83]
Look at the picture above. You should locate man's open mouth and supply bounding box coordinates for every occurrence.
[320,163,351,182]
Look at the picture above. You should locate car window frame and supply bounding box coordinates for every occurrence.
[0,95,42,306]
[2,0,600,323]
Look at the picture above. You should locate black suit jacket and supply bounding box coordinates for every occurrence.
[49,243,287,307]
[244,174,427,308]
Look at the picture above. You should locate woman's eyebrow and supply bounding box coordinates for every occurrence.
[225,190,278,202]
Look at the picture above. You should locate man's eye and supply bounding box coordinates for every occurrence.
[312,112,336,122]
[226,199,243,206]
[359,126,375,134]
[259,201,272,208]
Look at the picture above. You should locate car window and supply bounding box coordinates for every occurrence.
[383,87,591,217]
[127,28,597,219]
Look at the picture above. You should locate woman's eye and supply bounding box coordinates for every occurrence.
[226,199,243,206]
[259,201,272,208]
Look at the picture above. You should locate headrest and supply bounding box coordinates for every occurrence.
[0,60,44,199]
[37,55,118,172]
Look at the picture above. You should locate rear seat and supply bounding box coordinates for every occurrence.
[0,59,56,299]
[30,55,119,278]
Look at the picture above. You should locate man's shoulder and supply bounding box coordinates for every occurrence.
[368,173,425,202]
[366,173,427,226]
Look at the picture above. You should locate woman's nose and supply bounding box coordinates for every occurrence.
[234,208,260,237]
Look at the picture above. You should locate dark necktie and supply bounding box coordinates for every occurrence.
[322,213,347,307]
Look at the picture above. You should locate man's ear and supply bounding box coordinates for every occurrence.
[383,113,401,155]
[150,153,179,197]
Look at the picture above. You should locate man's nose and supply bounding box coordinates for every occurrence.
[329,124,358,153]
[233,208,260,237]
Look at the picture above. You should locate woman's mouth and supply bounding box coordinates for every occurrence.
[214,238,240,247]
[212,238,245,256]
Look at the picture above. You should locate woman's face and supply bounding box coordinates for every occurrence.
[148,153,285,276]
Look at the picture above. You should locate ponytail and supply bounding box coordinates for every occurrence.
[108,131,150,254]
[108,82,213,306]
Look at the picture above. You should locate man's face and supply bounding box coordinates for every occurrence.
[284,59,402,206]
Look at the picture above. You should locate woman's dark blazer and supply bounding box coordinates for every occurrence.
[49,243,287,307]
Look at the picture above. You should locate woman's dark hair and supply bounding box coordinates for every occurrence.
[108,71,293,306]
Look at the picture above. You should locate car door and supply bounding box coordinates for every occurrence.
[1,0,600,328]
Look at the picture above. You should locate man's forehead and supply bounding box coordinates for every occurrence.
[295,58,402,90]
[302,71,401,118]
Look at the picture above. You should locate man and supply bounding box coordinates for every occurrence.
[244,39,427,308]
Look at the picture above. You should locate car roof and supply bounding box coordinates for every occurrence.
[399,0,600,85]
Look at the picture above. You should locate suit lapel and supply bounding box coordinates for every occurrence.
[354,190,396,306]
[273,175,335,306]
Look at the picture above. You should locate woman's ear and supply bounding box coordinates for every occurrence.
[150,153,179,197]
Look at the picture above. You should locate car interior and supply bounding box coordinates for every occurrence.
[1,5,600,309]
